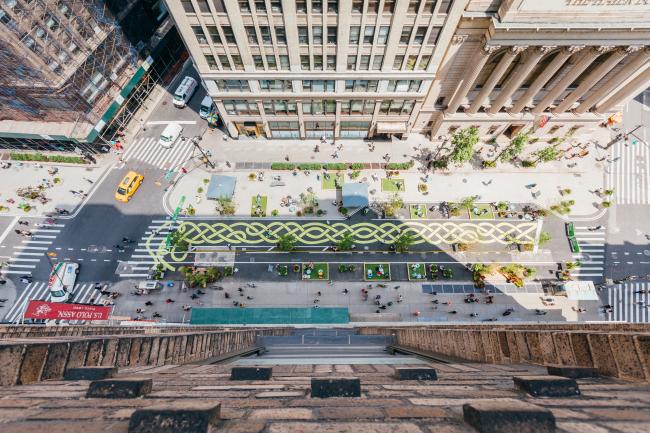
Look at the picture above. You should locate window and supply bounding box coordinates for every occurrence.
[372,55,383,70]
[387,80,422,92]
[232,55,244,70]
[363,26,375,44]
[192,26,208,44]
[254,0,266,12]
[349,26,360,44]
[218,55,230,70]
[181,0,195,13]
[406,55,417,71]
[312,26,322,44]
[341,100,376,115]
[264,100,298,115]
[327,55,336,70]
[347,55,357,70]
[328,0,338,12]
[352,0,363,12]
[383,0,395,13]
[269,121,300,138]
[270,0,282,12]
[298,26,308,44]
[260,26,272,44]
[253,55,264,69]
[414,27,427,44]
[408,0,420,13]
[360,55,370,70]
[312,0,322,12]
[439,0,452,13]
[205,54,218,70]
[197,0,211,12]
[296,0,307,12]
[393,55,404,70]
[275,27,286,44]
[260,80,293,91]
[206,26,221,44]
[302,80,335,92]
[424,0,436,13]
[327,26,337,44]
[418,55,431,70]
[344,80,379,92]
[377,26,389,44]
[301,55,310,69]
[303,100,335,115]
[379,100,414,115]
[215,80,250,92]
[223,100,259,115]
[280,55,290,70]
[400,26,412,44]
[266,55,277,70]
[368,0,380,13]
[222,26,236,44]
[427,27,441,44]
[245,26,258,44]
[238,0,250,12]
[314,55,323,70]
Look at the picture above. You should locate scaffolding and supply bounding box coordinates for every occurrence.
[0,0,139,139]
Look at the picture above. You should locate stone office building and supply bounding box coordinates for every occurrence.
[166,0,650,141]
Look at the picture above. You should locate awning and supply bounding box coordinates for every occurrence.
[342,182,369,208]
[206,175,236,200]
[375,122,407,134]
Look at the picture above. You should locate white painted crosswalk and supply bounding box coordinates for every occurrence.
[116,218,178,278]
[607,283,650,322]
[2,282,109,323]
[4,223,65,276]
[121,136,198,170]
[570,226,606,280]
[605,139,650,204]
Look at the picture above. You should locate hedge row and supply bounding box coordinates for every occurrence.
[10,153,86,164]
[271,161,412,170]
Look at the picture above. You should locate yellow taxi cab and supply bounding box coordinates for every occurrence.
[115,171,144,202]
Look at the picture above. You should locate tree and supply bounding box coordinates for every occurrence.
[169,230,189,252]
[336,232,355,251]
[499,133,529,163]
[393,232,414,253]
[534,145,560,163]
[300,191,318,208]
[277,233,297,251]
[538,231,551,246]
[460,196,476,210]
[449,126,479,164]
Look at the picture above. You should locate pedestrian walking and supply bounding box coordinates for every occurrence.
[227,243,232,250]
[139,118,146,131]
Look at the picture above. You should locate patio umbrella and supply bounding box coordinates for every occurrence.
[207,112,219,127]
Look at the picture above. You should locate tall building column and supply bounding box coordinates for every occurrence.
[553,47,629,114]
[509,47,576,114]
[575,47,650,114]
[488,46,554,114]
[444,41,501,114]
[532,47,604,115]
[467,46,523,114]
[595,65,650,114]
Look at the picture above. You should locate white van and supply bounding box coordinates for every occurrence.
[199,95,214,119]
[158,123,183,149]
[173,76,198,108]
[48,262,79,303]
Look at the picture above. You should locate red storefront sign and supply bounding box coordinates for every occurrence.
[24,300,112,321]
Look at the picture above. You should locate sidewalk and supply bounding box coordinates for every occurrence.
[0,162,109,217]
[108,279,603,324]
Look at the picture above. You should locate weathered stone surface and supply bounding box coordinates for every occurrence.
[608,334,644,380]
[513,376,580,398]
[546,365,598,379]
[128,401,220,433]
[395,368,438,381]
[66,341,89,369]
[311,378,361,398]
[86,340,104,366]
[64,367,118,381]
[86,379,152,399]
[18,344,48,385]
[570,334,593,368]
[463,399,556,433]
[231,367,273,381]
[0,345,24,386]
[40,343,70,381]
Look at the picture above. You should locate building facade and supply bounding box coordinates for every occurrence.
[166,0,650,141]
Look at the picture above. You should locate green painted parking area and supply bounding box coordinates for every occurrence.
[190,307,350,324]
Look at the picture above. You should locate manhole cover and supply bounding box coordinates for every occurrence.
[644,250,650,256]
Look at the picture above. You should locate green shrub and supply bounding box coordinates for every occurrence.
[10,153,85,164]
[271,162,295,170]
[386,161,413,170]
[271,209,279,216]
[482,160,496,168]
[522,160,536,167]
[350,170,361,179]
[297,163,322,170]
[349,163,364,170]
[339,207,348,215]
[432,159,448,169]
[325,163,347,170]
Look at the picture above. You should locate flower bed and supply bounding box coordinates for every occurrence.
[302,262,329,280]
[407,263,426,281]
[322,173,344,190]
[10,152,86,164]
[251,195,267,217]
[409,204,427,219]
[381,178,405,192]
[468,203,495,220]
[364,263,391,281]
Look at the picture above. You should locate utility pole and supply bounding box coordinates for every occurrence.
[190,136,215,169]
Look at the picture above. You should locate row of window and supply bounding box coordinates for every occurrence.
[210,80,422,93]
[193,24,440,48]
[205,53,430,71]
[223,99,414,116]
